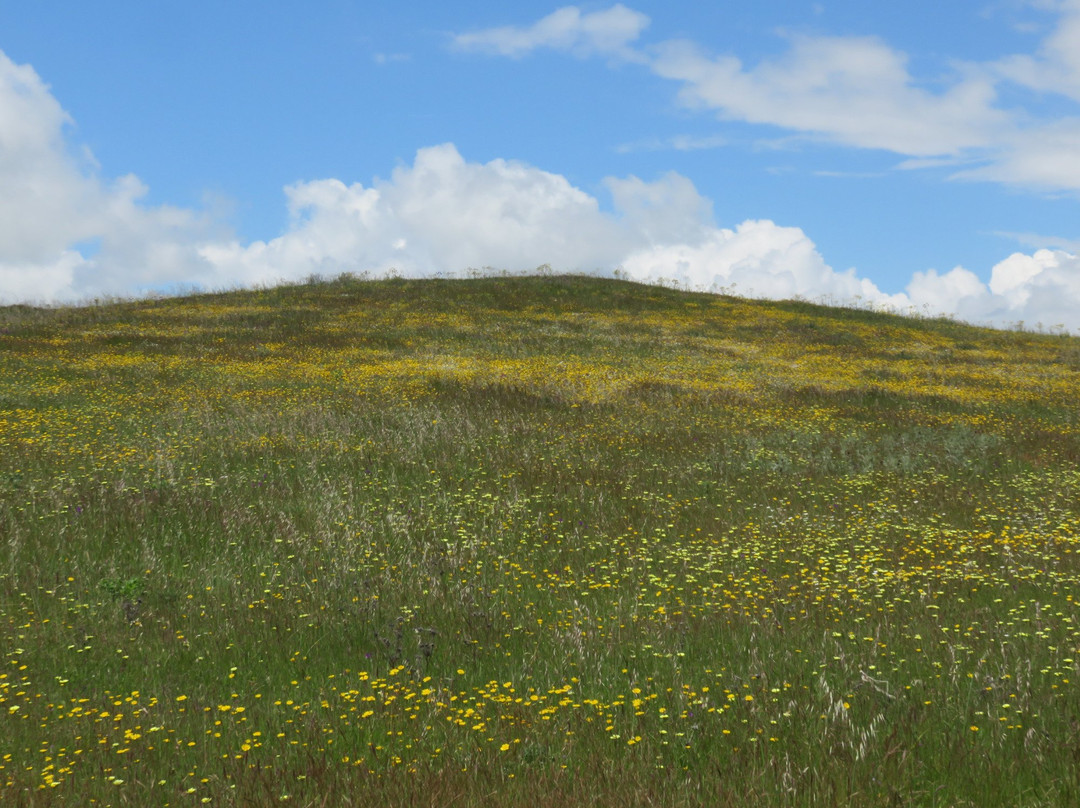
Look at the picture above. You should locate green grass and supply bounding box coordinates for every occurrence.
[2,273,1080,806]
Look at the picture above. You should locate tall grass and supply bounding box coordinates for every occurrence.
[2,274,1079,806]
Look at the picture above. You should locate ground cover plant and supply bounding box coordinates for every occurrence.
[2,273,1080,807]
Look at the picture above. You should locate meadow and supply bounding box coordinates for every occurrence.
[1,273,1079,807]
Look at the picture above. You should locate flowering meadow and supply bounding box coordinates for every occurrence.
[2,274,1079,806]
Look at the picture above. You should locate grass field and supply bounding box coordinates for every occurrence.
[2,273,1080,806]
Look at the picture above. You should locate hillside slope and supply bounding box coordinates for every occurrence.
[2,275,1079,806]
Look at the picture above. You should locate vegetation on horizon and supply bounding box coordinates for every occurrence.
[2,273,1079,806]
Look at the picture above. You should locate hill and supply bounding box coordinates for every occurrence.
[2,274,1079,806]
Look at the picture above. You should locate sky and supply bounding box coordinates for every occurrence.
[2,1,1080,332]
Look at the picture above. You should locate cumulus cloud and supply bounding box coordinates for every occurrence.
[621,220,909,308]
[0,51,86,263]
[3,47,1080,334]
[450,4,649,60]
[904,249,1080,331]
[0,51,223,303]
[604,171,713,245]
[200,144,627,281]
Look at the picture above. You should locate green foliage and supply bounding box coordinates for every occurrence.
[98,577,145,601]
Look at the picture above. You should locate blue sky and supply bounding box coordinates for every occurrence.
[2,1,1080,331]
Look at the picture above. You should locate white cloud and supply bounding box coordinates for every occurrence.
[648,35,1008,157]
[993,229,1080,251]
[906,266,989,313]
[0,251,86,304]
[619,219,908,307]
[894,156,972,171]
[0,50,99,264]
[450,4,649,60]
[604,171,713,245]
[0,51,223,303]
[949,119,1080,190]
[903,249,1080,331]
[201,144,627,281]
[994,0,1080,99]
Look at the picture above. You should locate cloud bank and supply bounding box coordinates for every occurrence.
[2,48,1079,334]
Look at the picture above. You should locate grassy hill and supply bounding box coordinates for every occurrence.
[2,274,1080,806]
